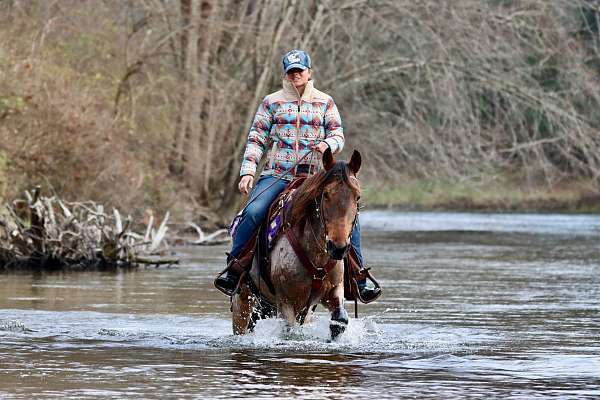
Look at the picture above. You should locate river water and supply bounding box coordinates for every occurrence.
[1,211,600,399]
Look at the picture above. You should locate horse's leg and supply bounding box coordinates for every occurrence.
[231,284,254,335]
[278,302,297,326]
[330,305,349,339]
[322,283,348,340]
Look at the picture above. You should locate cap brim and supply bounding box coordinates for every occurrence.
[284,63,308,72]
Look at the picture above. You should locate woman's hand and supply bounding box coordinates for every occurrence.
[238,175,254,195]
[313,142,329,154]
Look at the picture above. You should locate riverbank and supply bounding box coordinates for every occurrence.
[362,178,600,213]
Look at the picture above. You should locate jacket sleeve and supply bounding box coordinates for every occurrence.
[240,97,272,177]
[323,97,344,154]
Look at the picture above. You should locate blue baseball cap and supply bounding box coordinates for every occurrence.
[282,50,311,73]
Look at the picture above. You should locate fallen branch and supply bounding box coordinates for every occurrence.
[0,187,178,270]
[133,256,179,266]
[187,222,229,245]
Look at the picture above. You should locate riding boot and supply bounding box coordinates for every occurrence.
[357,278,381,303]
[350,221,380,302]
[214,254,241,295]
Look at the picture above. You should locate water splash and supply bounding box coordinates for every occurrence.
[0,319,36,333]
[208,314,389,352]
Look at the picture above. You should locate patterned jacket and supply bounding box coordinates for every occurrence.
[240,80,344,180]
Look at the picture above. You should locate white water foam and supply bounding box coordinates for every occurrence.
[0,319,36,333]
[0,309,498,355]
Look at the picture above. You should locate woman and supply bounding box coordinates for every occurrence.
[216,49,379,301]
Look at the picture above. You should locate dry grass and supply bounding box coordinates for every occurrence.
[0,6,197,222]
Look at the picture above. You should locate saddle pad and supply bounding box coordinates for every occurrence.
[230,177,305,248]
[228,211,243,239]
[229,190,290,248]
[265,178,305,250]
[266,196,291,250]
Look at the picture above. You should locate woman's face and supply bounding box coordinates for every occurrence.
[286,68,311,90]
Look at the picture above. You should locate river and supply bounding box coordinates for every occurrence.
[1,211,600,399]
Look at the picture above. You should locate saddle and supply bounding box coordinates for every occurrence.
[221,179,303,294]
[222,178,380,304]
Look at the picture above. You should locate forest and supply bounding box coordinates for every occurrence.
[1,0,599,227]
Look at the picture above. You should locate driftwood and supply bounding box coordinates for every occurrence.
[167,222,230,246]
[0,187,178,270]
[186,222,229,245]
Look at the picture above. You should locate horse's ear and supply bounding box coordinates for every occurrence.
[323,147,335,171]
[348,150,361,175]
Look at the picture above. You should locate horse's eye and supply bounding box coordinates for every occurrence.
[323,192,330,200]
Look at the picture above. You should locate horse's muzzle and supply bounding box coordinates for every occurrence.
[327,240,349,260]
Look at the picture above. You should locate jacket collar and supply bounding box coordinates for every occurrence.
[282,79,314,102]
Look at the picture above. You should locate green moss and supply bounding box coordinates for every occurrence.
[78,33,97,48]
[0,96,26,111]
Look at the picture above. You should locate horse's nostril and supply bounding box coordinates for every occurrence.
[327,240,348,260]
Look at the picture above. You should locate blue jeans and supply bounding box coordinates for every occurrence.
[230,175,364,266]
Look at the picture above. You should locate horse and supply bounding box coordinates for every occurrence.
[232,148,362,339]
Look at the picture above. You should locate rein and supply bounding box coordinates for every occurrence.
[243,149,315,210]
[285,228,337,290]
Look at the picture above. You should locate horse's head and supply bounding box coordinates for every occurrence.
[318,148,362,260]
[288,148,362,260]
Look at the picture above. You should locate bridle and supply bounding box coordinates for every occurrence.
[310,176,360,259]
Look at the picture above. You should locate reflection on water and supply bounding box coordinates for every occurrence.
[1,212,600,399]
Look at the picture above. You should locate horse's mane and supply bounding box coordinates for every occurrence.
[287,161,360,228]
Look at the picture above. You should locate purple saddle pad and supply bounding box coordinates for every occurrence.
[267,213,283,250]
[229,190,294,248]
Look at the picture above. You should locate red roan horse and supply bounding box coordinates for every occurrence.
[232,148,361,339]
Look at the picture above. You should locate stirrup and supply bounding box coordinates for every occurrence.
[356,267,382,303]
[358,285,381,303]
[214,253,242,296]
[214,269,238,296]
